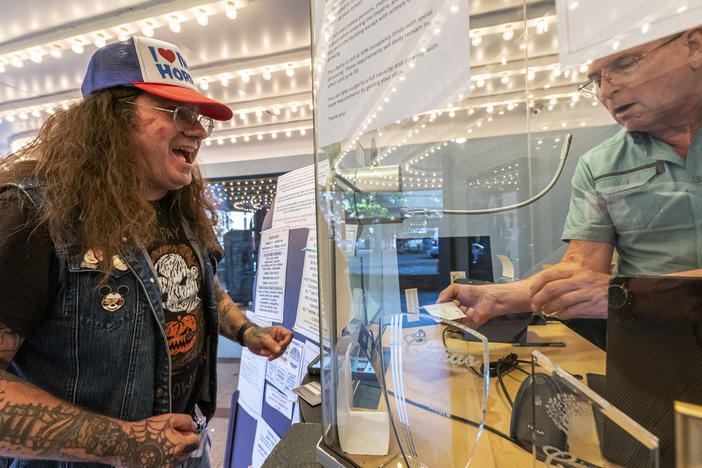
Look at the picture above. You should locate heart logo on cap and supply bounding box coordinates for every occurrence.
[158,48,176,63]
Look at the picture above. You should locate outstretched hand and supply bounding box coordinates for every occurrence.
[243,324,294,360]
[437,282,512,329]
[529,264,610,319]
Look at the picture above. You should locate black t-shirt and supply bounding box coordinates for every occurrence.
[0,189,207,415]
[148,197,207,415]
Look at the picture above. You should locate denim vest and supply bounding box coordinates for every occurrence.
[0,181,219,468]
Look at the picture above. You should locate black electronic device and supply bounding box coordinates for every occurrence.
[591,276,702,468]
[510,372,574,455]
[307,354,377,382]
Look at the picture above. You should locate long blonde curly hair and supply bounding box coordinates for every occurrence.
[0,87,219,276]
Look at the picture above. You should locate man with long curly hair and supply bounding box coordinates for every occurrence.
[0,37,292,468]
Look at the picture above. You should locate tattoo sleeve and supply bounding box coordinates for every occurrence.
[214,275,250,341]
[0,371,190,467]
[0,323,187,467]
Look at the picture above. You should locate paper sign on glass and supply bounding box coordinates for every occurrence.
[314,0,471,147]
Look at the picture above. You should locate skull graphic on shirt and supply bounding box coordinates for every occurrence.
[154,253,201,313]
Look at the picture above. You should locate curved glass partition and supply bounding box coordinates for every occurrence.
[311,0,696,466]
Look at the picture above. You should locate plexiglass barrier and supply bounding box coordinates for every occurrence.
[310,0,697,466]
[529,351,659,468]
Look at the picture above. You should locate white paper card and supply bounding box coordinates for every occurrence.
[271,165,316,230]
[251,418,280,468]
[294,231,323,342]
[496,254,515,280]
[422,302,466,321]
[254,228,289,322]
[337,350,389,455]
[265,338,305,400]
[450,270,466,283]
[237,348,268,417]
[405,288,419,313]
[315,0,471,146]
[265,383,294,419]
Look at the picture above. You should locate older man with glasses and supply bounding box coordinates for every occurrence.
[439,27,702,342]
[0,37,292,468]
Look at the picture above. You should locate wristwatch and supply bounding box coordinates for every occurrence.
[608,279,632,312]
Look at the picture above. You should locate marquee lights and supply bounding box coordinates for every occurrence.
[0,1,249,69]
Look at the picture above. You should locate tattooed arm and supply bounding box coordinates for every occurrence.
[0,324,198,468]
[214,275,293,360]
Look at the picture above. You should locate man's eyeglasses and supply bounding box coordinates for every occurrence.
[128,101,215,137]
[577,32,684,98]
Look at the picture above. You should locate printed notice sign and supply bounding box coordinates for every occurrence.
[254,228,289,322]
[315,0,471,146]
[271,165,316,230]
[294,230,323,341]
[238,348,268,417]
[251,418,280,468]
[556,0,699,67]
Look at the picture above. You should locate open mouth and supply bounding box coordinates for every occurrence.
[172,146,196,164]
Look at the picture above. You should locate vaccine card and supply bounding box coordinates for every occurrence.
[422,302,466,321]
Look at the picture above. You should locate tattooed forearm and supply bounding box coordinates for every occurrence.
[214,276,250,341]
[0,374,186,467]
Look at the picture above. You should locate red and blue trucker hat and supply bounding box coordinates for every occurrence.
[81,36,233,121]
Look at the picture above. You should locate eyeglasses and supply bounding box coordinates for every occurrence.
[577,33,684,98]
[128,101,215,137]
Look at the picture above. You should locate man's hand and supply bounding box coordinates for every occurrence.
[243,324,294,360]
[437,283,499,329]
[529,264,611,319]
[115,413,199,468]
[437,282,532,329]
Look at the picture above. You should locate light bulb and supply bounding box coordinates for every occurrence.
[141,22,154,37]
[50,44,63,58]
[196,9,209,26]
[118,27,130,41]
[94,33,107,48]
[30,50,43,63]
[503,26,514,41]
[169,16,181,33]
[72,40,84,54]
[225,2,238,20]
[285,64,295,77]
[471,31,482,47]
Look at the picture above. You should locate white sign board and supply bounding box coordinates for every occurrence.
[556,0,701,67]
[315,0,471,147]
[271,165,317,230]
[253,228,289,322]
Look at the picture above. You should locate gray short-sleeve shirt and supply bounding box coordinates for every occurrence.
[562,128,702,276]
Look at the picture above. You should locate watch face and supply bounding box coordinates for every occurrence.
[608,283,630,310]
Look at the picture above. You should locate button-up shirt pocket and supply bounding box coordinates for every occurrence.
[595,166,660,232]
